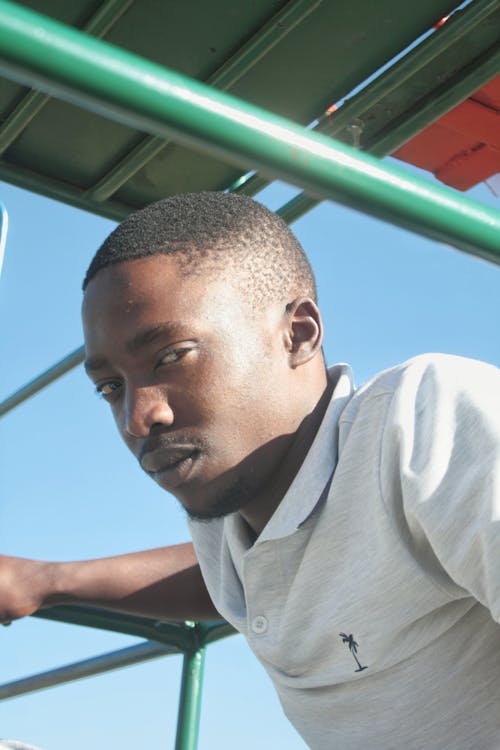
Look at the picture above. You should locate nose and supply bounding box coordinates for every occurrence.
[124,386,174,438]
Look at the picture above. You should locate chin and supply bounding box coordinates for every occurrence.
[181,473,259,521]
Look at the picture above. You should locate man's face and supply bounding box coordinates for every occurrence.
[82,255,300,520]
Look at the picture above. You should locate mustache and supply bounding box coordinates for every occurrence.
[139,433,205,464]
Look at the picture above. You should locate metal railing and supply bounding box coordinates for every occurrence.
[0,606,234,750]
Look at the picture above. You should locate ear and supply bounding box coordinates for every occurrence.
[283,297,324,368]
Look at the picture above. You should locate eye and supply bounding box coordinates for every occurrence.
[95,380,122,401]
[156,346,192,367]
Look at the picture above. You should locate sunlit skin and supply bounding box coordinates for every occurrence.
[82,255,330,535]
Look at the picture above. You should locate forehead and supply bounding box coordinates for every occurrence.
[84,255,225,315]
[82,255,259,350]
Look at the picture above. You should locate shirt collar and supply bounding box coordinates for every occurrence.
[227,364,355,545]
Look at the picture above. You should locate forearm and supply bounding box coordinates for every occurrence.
[50,544,219,620]
[0,544,221,623]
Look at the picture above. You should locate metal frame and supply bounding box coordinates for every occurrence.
[0,0,499,747]
[0,0,499,260]
[0,0,497,221]
[0,607,233,749]
[0,0,135,157]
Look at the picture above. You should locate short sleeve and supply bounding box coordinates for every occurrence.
[380,355,500,621]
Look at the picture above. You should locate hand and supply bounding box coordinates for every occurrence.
[0,554,55,625]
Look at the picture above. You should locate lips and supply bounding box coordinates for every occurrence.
[140,445,198,473]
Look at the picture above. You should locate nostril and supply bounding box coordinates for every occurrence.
[124,387,174,437]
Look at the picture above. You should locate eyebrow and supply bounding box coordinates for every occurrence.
[126,321,187,354]
[84,354,109,374]
[84,321,187,374]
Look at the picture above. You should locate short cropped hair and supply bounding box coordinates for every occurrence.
[83,192,317,305]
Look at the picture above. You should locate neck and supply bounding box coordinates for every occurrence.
[239,373,334,536]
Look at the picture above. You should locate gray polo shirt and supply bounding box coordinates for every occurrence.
[190,354,500,749]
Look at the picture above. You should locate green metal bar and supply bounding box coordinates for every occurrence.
[33,605,201,652]
[85,135,167,202]
[368,44,500,156]
[277,192,317,225]
[82,0,500,204]
[0,198,7,277]
[1,0,492,213]
[0,346,85,417]
[271,0,500,224]
[0,640,176,701]
[81,0,134,36]
[205,0,323,91]
[175,648,205,750]
[316,0,500,143]
[0,2,498,263]
[275,42,500,226]
[0,90,48,153]
[233,0,500,203]
[0,161,131,221]
[196,621,236,647]
[85,0,322,202]
[227,171,265,196]
[0,0,134,155]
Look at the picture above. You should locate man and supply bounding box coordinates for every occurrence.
[1,192,500,749]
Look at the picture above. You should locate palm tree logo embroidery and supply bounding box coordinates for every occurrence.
[339,632,368,672]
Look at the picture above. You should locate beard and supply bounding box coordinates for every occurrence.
[185,472,261,522]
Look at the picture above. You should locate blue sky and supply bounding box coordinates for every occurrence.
[0,169,499,749]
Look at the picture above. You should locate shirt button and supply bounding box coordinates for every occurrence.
[251,615,268,634]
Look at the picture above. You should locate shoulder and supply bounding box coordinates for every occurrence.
[363,352,497,393]
[338,354,499,450]
[343,353,499,418]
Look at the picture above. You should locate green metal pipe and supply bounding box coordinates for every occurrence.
[204,0,322,92]
[0,90,48,154]
[197,621,236,647]
[3,0,492,207]
[203,0,500,200]
[85,134,167,202]
[34,606,200,652]
[277,192,317,225]
[225,0,500,202]
[0,640,176,701]
[175,649,205,750]
[228,171,267,197]
[0,1,498,263]
[0,161,130,220]
[316,0,500,142]
[86,0,322,202]
[261,2,500,229]
[368,45,500,156]
[0,345,85,417]
[0,0,134,155]
[82,0,134,37]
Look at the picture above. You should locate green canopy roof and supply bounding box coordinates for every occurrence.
[3,0,494,220]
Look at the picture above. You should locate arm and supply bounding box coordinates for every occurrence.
[0,543,221,624]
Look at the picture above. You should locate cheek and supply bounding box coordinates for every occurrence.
[121,430,136,454]
[107,402,135,452]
